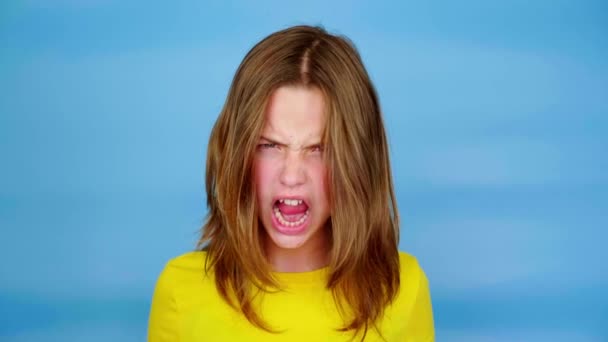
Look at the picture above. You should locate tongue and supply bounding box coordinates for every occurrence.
[276,202,308,222]
[277,202,308,215]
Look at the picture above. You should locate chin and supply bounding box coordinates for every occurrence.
[262,214,326,251]
[266,232,311,250]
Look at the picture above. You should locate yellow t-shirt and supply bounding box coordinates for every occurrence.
[148,251,434,341]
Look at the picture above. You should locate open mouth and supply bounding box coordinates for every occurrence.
[272,198,310,228]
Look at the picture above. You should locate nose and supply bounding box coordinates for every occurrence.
[279,151,306,188]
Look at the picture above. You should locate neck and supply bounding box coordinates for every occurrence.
[264,228,329,273]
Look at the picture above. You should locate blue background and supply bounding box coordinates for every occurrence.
[1,1,606,341]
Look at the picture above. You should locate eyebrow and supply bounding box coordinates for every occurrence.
[259,135,323,149]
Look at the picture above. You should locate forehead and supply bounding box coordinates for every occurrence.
[262,85,326,142]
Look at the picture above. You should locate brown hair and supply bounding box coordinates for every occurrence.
[198,25,400,340]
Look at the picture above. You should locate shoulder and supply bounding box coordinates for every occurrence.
[397,250,424,279]
[166,250,208,271]
[396,250,430,301]
[155,251,212,290]
[382,251,434,337]
[395,251,435,339]
[148,251,215,340]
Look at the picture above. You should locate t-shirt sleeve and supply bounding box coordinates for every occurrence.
[406,259,435,341]
[148,261,179,342]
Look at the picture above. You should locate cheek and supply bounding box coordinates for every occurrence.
[253,159,275,197]
[310,163,330,203]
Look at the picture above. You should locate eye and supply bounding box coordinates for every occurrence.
[258,143,277,149]
[310,145,324,153]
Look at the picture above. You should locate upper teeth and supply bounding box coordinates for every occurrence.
[279,199,302,206]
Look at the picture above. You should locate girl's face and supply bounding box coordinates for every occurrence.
[253,85,331,256]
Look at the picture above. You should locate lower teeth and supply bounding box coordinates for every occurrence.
[273,208,309,227]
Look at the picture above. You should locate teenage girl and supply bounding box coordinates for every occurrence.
[148,25,434,341]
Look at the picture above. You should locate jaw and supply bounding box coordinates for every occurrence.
[262,220,331,272]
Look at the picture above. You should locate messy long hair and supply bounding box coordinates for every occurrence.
[198,25,400,340]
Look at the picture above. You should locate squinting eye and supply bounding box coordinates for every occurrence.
[258,143,277,149]
[310,145,324,153]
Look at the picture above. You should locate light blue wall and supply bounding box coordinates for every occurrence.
[1,1,606,341]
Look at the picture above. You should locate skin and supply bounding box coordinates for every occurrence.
[253,85,331,273]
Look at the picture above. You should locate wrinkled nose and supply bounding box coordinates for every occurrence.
[279,152,306,188]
